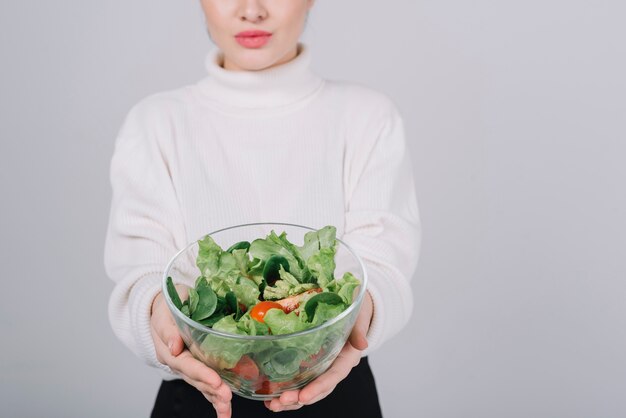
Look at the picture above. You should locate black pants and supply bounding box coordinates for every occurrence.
[151,356,383,418]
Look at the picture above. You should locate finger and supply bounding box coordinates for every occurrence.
[349,292,372,350]
[151,324,178,365]
[348,317,369,351]
[265,390,302,412]
[191,376,234,415]
[196,381,233,404]
[151,301,185,356]
[204,392,232,418]
[171,351,229,396]
[153,335,231,404]
[279,389,300,405]
[298,344,361,405]
[268,403,303,412]
[266,397,303,412]
[261,385,301,411]
[175,373,228,406]
[154,335,225,393]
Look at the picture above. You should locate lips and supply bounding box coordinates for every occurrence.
[235,31,272,48]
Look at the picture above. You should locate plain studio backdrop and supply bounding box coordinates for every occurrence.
[1,1,625,417]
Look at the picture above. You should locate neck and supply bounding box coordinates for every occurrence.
[222,46,300,72]
[195,41,324,110]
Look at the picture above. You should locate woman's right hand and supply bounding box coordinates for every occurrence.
[150,286,233,418]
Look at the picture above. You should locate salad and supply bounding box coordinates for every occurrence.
[165,225,361,393]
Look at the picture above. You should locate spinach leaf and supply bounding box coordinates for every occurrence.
[188,288,199,317]
[191,279,218,321]
[304,292,343,320]
[270,348,302,376]
[198,313,225,327]
[226,240,251,253]
[166,276,183,310]
[181,304,190,317]
[262,255,290,285]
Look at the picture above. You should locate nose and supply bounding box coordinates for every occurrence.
[240,0,268,23]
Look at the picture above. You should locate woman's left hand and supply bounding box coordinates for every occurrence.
[264,291,374,412]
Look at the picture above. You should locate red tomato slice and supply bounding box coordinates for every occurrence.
[254,378,293,395]
[255,379,273,395]
[228,355,260,381]
[300,347,326,368]
[250,301,283,323]
[276,288,322,313]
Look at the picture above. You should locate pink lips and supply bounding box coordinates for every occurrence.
[235,30,272,48]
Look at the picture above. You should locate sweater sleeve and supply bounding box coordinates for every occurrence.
[341,101,421,356]
[104,100,189,380]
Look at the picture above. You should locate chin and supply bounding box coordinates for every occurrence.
[231,50,280,71]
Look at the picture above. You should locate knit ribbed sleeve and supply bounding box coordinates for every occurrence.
[104,100,188,380]
[341,101,421,356]
[104,72,421,377]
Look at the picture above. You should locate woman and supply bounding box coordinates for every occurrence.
[104,0,421,417]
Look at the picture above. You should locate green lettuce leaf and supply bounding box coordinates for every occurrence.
[231,248,250,277]
[263,266,316,300]
[197,235,240,284]
[306,247,336,288]
[263,309,310,335]
[249,231,308,281]
[310,302,346,326]
[201,315,250,368]
[298,225,337,262]
[196,235,223,277]
[247,257,265,285]
[236,311,271,336]
[232,276,260,309]
[336,272,361,305]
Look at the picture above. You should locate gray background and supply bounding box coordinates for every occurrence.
[1,0,625,417]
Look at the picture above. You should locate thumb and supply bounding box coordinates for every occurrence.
[349,291,373,351]
[154,303,186,357]
[349,316,369,351]
[153,287,189,357]
[166,332,185,357]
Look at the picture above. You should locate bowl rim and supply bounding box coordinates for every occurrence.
[161,222,368,341]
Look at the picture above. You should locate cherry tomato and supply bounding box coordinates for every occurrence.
[254,378,292,395]
[255,379,272,395]
[300,347,326,369]
[250,301,283,323]
[228,355,260,381]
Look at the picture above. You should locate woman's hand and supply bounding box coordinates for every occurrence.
[150,286,233,418]
[263,291,374,412]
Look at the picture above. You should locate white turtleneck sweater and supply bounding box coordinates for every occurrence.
[104,42,421,380]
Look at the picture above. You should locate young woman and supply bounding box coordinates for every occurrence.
[104,1,421,417]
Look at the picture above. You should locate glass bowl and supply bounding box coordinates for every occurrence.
[161,222,368,400]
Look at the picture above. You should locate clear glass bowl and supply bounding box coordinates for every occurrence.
[161,222,368,400]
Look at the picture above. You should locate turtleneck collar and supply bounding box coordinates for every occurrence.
[196,42,324,110]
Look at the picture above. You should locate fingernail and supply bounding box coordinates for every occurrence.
[168,340,174,353]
